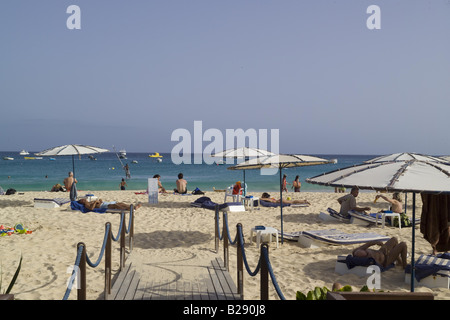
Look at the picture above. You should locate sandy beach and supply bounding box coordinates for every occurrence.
[1,189,449,301]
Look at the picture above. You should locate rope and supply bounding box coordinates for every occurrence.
[85,224,110,267]
[112,212,125,241]
[62,244,84,300]
[261,245,286,300]
[237,224,260,277]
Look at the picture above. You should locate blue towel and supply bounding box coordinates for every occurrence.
[70,201,107,213]
[341,255,394,272]
[191,197,240,211]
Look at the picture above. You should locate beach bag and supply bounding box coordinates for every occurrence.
[5,188,16,195]
[192,187,205,195]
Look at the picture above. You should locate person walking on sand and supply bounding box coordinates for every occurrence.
[282,174,289,193]
[337,187,370,217]
[292,175,301,192]
[63,172,77,192]
[120,178,128,190]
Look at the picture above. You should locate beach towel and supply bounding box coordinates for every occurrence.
[406,254,450,281]
[420,193,450,253]
[190,196,242,211]
[70,201,107,213]
[339,254,394,272]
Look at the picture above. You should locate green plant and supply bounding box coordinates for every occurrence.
[295,284,352,300]
[0,255,22,295]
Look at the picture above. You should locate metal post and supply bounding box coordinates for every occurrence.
[77,243,87,300]
[105,223,112,299]
[260,244,269,300]
[223,212,229,271]
[410,192,416,292]
[236,223,244,300]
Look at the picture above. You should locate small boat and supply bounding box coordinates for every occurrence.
[49,158,56,161]
[131,160,138,164]
[19,150,29,156]
[3,157,14,161]
[24,157,35,160]
[88,155,97,160]
[156,158,162,162]
[149,152,163,158]
[119,149,127,159]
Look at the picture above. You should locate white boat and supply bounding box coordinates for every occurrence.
[19,150,29,156]
[119,149,127,159]
[3,157,14,160]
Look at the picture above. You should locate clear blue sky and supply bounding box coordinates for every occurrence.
[1,0,449,155]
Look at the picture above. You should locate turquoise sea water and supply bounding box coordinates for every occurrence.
[0,152,377,193]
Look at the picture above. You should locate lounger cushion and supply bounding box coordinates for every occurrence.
[260,200,291,208]
[405,254,450,281]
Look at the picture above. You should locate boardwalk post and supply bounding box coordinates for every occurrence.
[105,223,112,298]
[236,223,244,300]
[214,205,219,253]
[129,205,134,252]
[77,243,87,300]
[120,212,126,271]
[260,244,269,300]
[223,212,229,271]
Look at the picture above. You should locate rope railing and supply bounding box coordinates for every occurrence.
[214,205,286,300]
[63,205,134,300]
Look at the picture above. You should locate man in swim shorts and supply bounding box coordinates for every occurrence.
[337,187,370,217]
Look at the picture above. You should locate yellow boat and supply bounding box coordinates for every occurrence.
[149,152,163,158]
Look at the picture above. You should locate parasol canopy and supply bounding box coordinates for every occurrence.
[229,154,333,243]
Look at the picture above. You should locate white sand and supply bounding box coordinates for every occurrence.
[1,190,449,300]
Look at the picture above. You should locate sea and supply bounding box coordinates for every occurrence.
[0,152,378,193]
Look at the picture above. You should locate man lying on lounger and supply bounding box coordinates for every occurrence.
[77,198,142,211]
[352,237,407,269]
[260,193,310,205]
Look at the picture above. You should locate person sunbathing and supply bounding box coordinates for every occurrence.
[260,193,310,205]
[352,237,407,269]
[77,198,142,211]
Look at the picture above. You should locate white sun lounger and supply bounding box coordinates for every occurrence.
[405,254,450,289]
[34,198,70,208]
[297,229,390,248]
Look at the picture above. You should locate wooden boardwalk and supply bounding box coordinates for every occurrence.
[106,255,241,300]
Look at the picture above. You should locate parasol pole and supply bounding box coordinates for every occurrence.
[410,192,416,292]
[279,167,284,244]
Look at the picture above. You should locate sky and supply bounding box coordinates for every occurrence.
[1,0,450,155]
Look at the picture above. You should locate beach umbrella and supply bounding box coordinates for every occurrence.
[365,152,448,164]
[212,147,277,195]
[35,144,109,176]
[306,152,450,292]
[229,154,333,243]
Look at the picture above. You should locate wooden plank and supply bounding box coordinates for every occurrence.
[211,258,236,300]
[115,268,136,300]
[124,269,141,300]
[109,262,133,300]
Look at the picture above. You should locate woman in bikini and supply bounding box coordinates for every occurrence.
[352,237,407,269]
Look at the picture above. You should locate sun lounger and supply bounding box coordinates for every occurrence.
[405,254,450,289]
[348,210,380,226]
[276,230,303,241]
[190,196,245,212]
[297,229,390,248]
[319,208,351,223]
[259,200,308,208]
[34,198,70,208]
[335,255,395,277]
